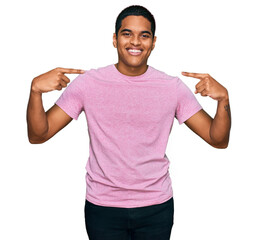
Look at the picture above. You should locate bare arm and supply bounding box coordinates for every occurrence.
[26,67,84,144]
[182,72,231,149]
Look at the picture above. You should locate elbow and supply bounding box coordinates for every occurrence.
[213,143,228,149]
[209,132,230,149]
[210,139,229,149]
[27,126,49,144]
[28,133,48,144]
[28,138,45,144]
[28,137,46,144]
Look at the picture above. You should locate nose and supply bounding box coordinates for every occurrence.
[130,35,141,46]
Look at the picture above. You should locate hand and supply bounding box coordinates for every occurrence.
[181,72,228,102]
[31,67,85,94]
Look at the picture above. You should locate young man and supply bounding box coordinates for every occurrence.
[27,5,231,240]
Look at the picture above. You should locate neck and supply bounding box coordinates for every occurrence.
[115,62,148,76]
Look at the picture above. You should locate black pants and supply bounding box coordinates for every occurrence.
[84,198,174,240]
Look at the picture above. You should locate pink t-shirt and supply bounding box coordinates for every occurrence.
[56,64,202,208]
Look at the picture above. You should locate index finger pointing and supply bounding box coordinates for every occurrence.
[181,72,207,79]
[58,67,85,74]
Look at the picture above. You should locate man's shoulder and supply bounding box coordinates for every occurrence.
[149,66,179,82]
[86,64,113,75]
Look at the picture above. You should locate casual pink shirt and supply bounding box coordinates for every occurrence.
[56,64,202,208]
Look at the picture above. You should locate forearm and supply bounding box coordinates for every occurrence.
[26,85,48,143]
[210,95,231,148]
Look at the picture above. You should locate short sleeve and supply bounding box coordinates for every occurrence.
[175,77,202,124]
[55,73,86,120]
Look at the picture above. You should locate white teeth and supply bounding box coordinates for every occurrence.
[128,49,142,53]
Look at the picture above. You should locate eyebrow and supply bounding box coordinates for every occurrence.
[120,29,152,35]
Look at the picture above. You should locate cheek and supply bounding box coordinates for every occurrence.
[117,38,128,47]
[144,40,154,50]
[145,44,154,55]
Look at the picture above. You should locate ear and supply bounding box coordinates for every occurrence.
[113,33,117,48]
[151,36,157,50]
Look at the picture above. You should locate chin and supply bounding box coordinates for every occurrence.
[126,59,147,68]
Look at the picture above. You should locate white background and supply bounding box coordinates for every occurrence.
[0,0,256,239]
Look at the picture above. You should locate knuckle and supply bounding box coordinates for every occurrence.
[204,77,209,83]
[201,92,207,97]
[54,82,60,87]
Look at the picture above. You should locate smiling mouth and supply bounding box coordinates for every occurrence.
[127,48,143,56]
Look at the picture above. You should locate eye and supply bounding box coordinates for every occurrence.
[122,32,131,37]
[141,34,150,39]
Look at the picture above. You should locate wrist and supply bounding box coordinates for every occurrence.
[31,78,42,95]
[218,89,229,103]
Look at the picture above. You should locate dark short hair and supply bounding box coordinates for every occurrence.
[115,5,156,38]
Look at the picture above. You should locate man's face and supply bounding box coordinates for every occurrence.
[113,15,157,73]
